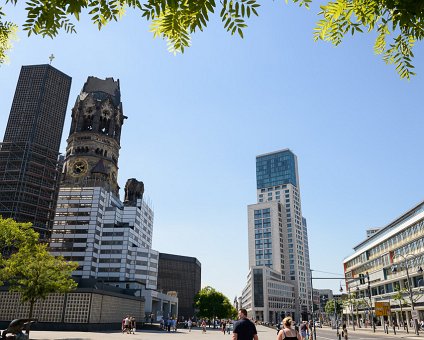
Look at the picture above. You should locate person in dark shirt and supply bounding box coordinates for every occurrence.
[233,309,258,340]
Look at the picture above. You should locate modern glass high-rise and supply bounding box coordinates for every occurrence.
[0,65,72,239]
[256,150,298,189]
[245,149,312,322]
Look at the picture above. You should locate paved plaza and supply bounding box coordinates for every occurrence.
[26,324,424,340]
[26,325,275,340]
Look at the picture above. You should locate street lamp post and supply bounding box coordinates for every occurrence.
[365,272,376,333]
[355,287,361,328]
[333,290,341,340]
[349,287,355,331]
[310,270,317,340]
[392,253,424,335]
[320,296,328,325]
[340,282,355,331]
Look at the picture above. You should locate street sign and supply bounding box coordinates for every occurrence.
[374,302,391,316]
[412,310,419,320]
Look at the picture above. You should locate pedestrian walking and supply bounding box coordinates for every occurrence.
[342,324,348,340]
[232,308,258,340]
[188,319,192,332]
[300,322,308,340]
[123,315,131,334]
[130,317,136,334]
[277,317,302,340]
[202,319,207,333]
[227,321,232,334]
[121,316,126,333]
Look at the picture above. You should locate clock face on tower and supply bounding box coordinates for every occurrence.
[70,159,89,176]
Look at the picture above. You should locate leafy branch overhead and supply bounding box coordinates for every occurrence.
[314,0,424,79]
[0,0,423,78]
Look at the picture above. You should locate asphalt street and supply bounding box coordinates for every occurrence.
[314,326,420,340]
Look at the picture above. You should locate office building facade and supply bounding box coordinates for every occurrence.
[241,266,296,322]
[342,200,424,327]
[244,149,312,322]
[0,64,71,239]
[50,185,158,288]
[157,253,201,319]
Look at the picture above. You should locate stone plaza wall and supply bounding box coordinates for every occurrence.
[0,288,144,331]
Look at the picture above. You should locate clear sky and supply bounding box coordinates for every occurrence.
[1,1,423,302]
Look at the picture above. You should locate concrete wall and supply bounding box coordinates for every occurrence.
[0,289,144,331]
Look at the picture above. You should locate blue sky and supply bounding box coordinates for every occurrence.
[1,1,423,301]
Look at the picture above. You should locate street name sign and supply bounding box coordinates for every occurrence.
[374,302,391,316]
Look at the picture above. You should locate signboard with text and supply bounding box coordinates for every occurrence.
[375,302,391,316]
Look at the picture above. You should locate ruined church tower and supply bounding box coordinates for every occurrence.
[62,77,126,196]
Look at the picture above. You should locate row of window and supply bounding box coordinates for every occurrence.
[369,220,424,259]
[346,219,424,270]
[254,208,270,219]
[256,260,273,267]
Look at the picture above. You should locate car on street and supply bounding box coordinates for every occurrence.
[314,321,321,327]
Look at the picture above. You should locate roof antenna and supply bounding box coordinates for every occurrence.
[49,54,55,65]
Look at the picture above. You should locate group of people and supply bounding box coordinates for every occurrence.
[183,319,193,331]
[160,317,178,332]
[120,309,341,340]
[277,318,348,340]
[121,310,424,340]
[221,320,234,334]
[121,315,136,334]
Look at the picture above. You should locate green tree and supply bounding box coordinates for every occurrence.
[1,0,423,78]
[342,292,357,325]
[325,298,343,316]
[194,286,237,321]
[393,285,409,332]
[314,0,424,79]
[0,217,38,250]
[3,243,78,322]
[0,217,38,284]
[354,297,366,327]
[0,217,78,332]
